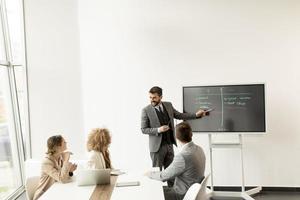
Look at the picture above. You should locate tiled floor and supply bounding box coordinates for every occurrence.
[255,191,300,200]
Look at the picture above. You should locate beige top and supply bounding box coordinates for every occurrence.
[87,150,106,169]
[33,154,71,200]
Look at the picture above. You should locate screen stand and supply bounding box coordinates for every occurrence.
[208,134,262,200]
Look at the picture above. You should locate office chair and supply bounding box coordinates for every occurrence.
[25,176,40,200]
[183,174,211,200]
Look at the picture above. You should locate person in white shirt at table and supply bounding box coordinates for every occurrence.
[86,128,112,169]
[146,122,206,200]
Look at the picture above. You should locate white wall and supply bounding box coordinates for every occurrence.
[24,0,300,187]
[24,0,85,159]
[78,0,300,186]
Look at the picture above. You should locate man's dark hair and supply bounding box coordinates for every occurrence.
[149,86,162,96]
[176,122,192,143]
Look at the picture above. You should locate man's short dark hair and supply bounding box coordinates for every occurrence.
[149,86,162,96]
[176,122,192,143]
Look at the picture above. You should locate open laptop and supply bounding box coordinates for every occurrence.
[76,169,111,186]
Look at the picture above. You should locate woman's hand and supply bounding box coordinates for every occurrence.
[70,163,77,172]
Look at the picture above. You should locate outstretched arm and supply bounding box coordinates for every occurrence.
[173,104,206,120]
[173,106,197,120]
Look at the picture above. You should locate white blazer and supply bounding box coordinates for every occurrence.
[87,150,106,169]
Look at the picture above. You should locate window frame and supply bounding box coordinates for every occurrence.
[0,0,31,199]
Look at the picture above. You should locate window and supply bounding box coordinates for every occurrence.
[0,0,29,199]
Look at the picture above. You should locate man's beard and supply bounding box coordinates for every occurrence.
[151,101,159,106]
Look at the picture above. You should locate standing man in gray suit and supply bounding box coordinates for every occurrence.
[141,86,208,186]
[146,122,206,200]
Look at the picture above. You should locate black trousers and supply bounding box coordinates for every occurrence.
[150,143,175,187]
[163,186,184,200]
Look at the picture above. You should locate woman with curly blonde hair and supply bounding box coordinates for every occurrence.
[86,128,112,169]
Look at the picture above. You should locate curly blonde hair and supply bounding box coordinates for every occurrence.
[87,128,112,168]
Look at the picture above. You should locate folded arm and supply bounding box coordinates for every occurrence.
[42,161,71,183]
[141,108,159,136]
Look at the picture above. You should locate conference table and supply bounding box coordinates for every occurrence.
[39,171,165,200]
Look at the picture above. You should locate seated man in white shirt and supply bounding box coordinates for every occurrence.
[146,122,206,200]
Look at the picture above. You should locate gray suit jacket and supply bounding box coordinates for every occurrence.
[141,101,197,152]
[149,142,206,198]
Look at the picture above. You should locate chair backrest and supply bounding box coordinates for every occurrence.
[25,159,42,178]
[25,176,40,200]
[183,174,211,200]
[196,174,210,200]
[183,183,201,200]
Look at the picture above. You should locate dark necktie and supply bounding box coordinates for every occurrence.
[159,106,163,113]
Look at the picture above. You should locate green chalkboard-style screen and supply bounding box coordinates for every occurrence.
[183,84,266,133]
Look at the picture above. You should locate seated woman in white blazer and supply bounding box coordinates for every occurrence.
[86,128,112,169]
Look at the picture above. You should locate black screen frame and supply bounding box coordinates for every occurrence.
[182,84,266,133]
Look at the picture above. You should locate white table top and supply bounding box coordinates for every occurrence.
[111,172,165,200]
[39,176,96,200]
[39,170,165,200]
